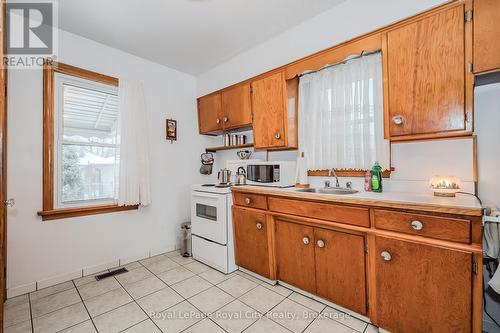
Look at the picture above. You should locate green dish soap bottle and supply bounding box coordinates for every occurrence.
[371,161,383,193]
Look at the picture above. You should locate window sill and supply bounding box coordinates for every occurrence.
[308,168,394,178]
[37,204,139,221]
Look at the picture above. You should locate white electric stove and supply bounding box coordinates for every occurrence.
[190,184,237,274]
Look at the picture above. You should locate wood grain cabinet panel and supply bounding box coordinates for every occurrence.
[473,0,500,73]
[275,219,316,293]
[251,72,287,149]
[374,236,472,333]
[386,5,466,138]
[233,193,267,210]
[232,207,271,278]
[268,197,370,228]
[314,228,367,315]
[374,209,471,243]
[198,93,222,134]
[221,84,252,130]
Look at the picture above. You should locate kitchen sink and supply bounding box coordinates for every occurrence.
[295,187,358,195]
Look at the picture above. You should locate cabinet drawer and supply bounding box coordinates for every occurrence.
[268,197,370,228]
[233,193,268,210]
[374,209,471,243]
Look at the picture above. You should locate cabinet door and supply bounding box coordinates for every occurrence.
[375,236,472,333]
[386,6,465,137]
[198,93,222,134]
[275,219,316,293]
[473,0,500,73]
[232,207,270,278]
[221,84,252,130]
[251,72,287,149]
[314,228,367,315]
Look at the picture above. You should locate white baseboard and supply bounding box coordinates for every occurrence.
[83,260,120,276]
[7,282,36,298]
[150,245,175,257]
[36,270,82,290]
[120,252,149,266]
[6,249,170,299]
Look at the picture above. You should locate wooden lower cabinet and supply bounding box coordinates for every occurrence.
[314,228,367,315]
[275,219,316,293]
[232,207,271,278]
[275,219,367,314]
[374,236,473,333]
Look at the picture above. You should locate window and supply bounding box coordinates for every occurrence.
[54,74,119,208]
[298,52,390,174]
[39,62,137,220]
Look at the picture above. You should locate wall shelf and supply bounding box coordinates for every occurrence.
[205,143,254,153]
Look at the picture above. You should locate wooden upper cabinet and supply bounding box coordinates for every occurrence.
[275,219,316,294]
[473,0,500,73]
[198,93,222,134]
[232,207,271,278]
[221,84,252,130]
[385,5,467,138]
[314,228,367,315]
[375,236,473,333]
[251,72,291,149]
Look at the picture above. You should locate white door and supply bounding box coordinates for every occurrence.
[191,191,227,245]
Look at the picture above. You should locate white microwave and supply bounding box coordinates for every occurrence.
[246,161,296,188]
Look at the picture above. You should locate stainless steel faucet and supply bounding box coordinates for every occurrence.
[328,168,340,188]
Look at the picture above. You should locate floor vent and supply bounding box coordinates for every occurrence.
[95,267,128,281]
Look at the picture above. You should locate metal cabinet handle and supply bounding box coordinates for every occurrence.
[380,251,392,261]
[244,197,251,205]
[302,237,310,245]
[392,115,404,125]
[317,239,325,248]
[223,116,228,123]
[275,132,281,140]
[216,118,221,124]
[256,222,263,230]
[411,220,423,231]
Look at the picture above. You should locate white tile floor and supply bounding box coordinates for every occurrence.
[4,251,379,333]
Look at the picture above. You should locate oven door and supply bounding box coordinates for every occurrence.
[191,191,227,245]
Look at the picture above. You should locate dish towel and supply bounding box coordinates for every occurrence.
[484,206,500,294]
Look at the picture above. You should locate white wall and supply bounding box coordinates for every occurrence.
[197,0,447,96]
[476,83,500,207]
[6,30,212,296]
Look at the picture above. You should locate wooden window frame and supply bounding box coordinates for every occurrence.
[38,61,137,221]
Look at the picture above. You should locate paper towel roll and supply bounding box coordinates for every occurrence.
[296,152,309,186]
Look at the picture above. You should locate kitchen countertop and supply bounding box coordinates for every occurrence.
[231,185,483,216]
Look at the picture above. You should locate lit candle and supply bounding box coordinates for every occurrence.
[429,176,461,197]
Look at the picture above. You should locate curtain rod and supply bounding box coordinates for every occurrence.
[299,50,382,77]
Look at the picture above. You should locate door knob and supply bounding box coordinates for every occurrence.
[256,222,263,230]
[244,197,251,205]
[317,239,325,248]
[216,118,221,124]
[223,116,228,123]
[380,251,392,261]
[4,198,14,208]
[274,132,281,140]
[392,115,404,125]
[410,220,423,231]
[302,237,310,245]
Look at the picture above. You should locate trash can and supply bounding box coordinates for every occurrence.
[180,222,192,257]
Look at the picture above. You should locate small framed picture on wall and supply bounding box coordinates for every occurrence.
[166,119,177,143]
